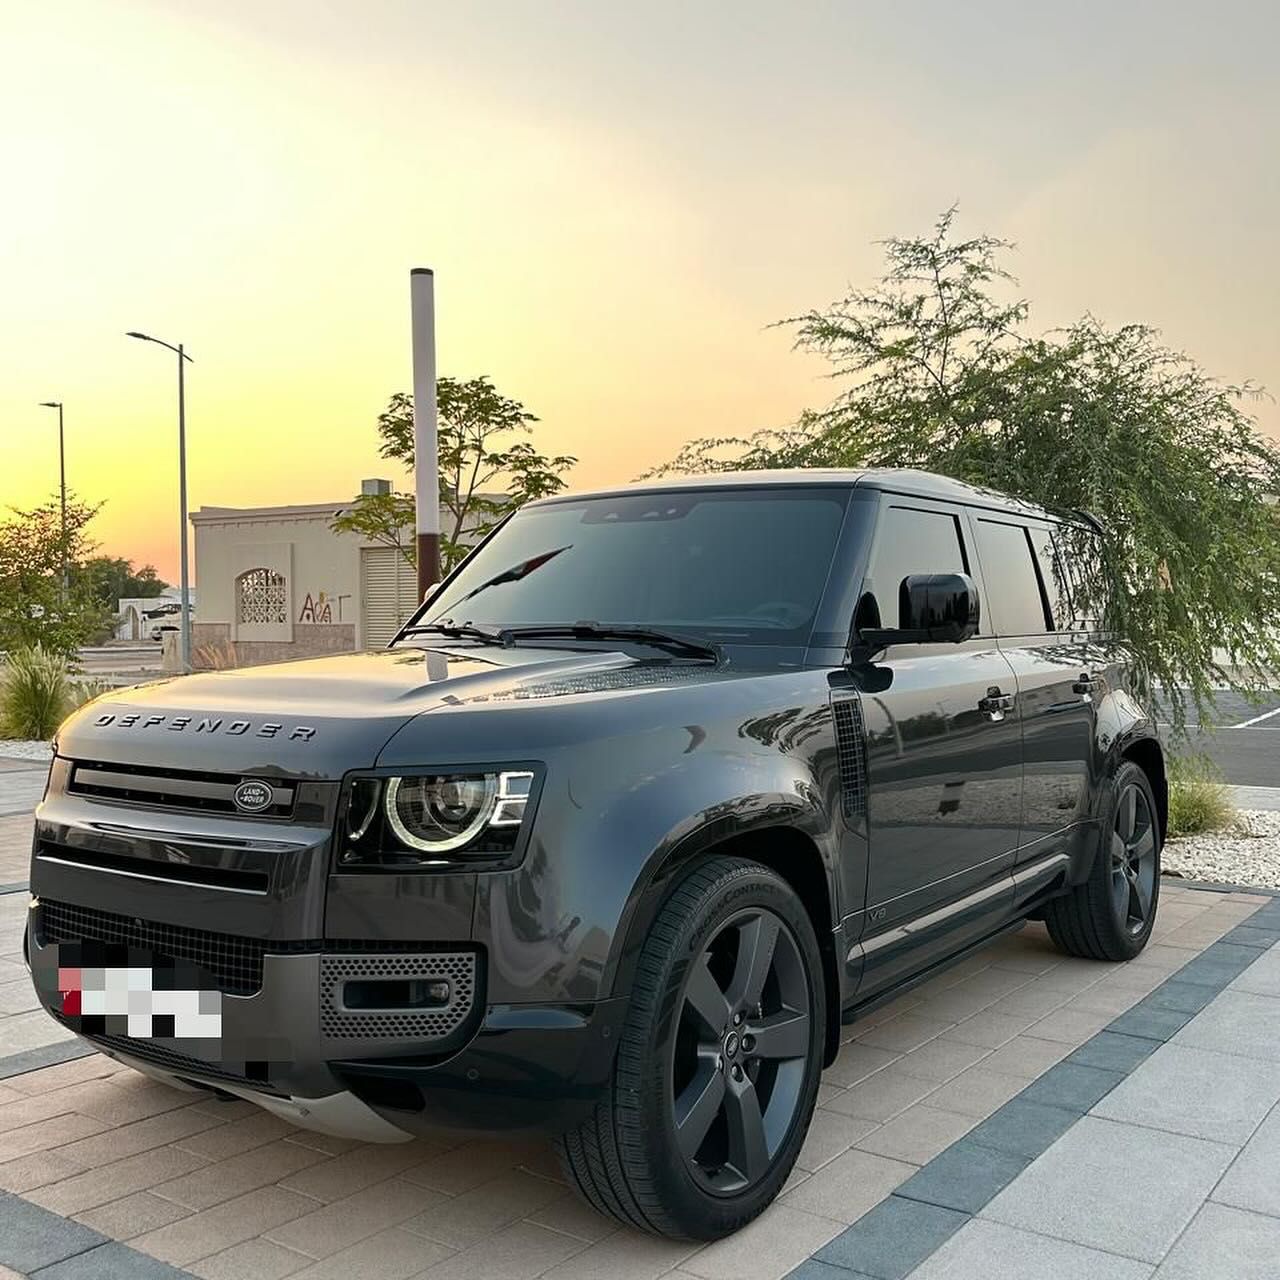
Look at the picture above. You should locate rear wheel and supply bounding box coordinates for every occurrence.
[556,856,825,1239]
[1045,760,1161,961]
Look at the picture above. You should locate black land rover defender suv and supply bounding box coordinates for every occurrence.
[27,470,1165,1240]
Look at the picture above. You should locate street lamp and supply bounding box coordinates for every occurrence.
[38,401,68,593]
[127,331,193,673]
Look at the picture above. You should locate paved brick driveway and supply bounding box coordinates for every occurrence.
[1,755,1274,1278]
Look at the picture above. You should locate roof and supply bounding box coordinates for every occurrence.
[191,500,351,525]
[528,468,1072,523]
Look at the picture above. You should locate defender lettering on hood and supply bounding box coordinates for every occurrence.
[92,712,317,741]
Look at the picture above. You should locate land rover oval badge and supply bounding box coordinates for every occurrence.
[233,779,273,813]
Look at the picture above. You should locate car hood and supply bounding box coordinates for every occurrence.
[54,645,733,778]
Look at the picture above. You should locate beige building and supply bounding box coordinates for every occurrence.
[190,479,419,668]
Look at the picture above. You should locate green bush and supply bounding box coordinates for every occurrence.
[0,645,71,740]
[68,677,115,711]
[1167,754,1237,837]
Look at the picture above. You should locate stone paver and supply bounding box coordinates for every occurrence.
[1211,1102,1280,1219]
[1151,1201,1280,1279]
[910,1218,1153,1280]
[900,930,1280,1278]
[981,1115,1237,1262]
[1092,1043,1280,1144]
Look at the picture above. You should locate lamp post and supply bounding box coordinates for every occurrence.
[126,332,193,673]
[38,401,68,594]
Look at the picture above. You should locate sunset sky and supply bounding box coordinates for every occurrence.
[3,1,1278,582]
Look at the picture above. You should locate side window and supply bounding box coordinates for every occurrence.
[865,505,967,629]
[1029,526,1073,630]
[974,519,1051,636]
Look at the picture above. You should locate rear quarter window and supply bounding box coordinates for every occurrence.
[1029,525,1074,630]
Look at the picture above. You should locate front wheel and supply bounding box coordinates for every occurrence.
[556,856,825,1239]
[1045,760,1161,961]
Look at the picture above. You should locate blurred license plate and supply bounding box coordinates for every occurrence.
[55,961,222,1039]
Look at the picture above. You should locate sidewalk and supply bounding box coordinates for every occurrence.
[799,897,1280,1279]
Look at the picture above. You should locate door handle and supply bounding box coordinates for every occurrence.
[978,687,1015,721]
[1072,673,1100,696]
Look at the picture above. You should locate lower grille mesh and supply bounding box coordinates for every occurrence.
[76,1029,280,1093]
[38,899,266,996]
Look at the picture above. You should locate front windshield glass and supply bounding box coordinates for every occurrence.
[410,487,851,647]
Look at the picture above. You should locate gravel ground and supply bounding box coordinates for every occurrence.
[0,739,53,762]
[1164,810,1280,890]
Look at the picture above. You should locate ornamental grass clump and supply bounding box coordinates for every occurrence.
[1167,754,1237,837]
[0,645,71,740]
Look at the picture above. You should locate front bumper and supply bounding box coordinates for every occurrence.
[27,762,626,1139]
[27,907,626,1138]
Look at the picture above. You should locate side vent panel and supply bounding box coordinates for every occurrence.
[830,691,869,823]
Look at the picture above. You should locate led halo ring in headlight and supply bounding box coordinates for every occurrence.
[383,771,535,854]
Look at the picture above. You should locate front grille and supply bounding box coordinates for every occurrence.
[68,760,296,819]
[320,952,478,1042]
[38,899,268,996]
[77,1030,281,1094]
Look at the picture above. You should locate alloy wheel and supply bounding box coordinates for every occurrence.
[1110,782,1157,935]
[670,908,811,1195]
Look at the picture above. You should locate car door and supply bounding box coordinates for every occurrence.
[854,497,1023,997]
[967,515,1098,869]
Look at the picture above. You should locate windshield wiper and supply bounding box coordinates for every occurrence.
[496,622,723,663]
[453,545,573,606]
[398,621,506,645]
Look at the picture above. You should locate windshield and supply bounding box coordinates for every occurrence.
[410,487,851,647]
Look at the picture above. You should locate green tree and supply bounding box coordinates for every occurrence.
[73,556,168,608]
[0,494,110,658]
[654,208,1280,730]
[333,376,575,574]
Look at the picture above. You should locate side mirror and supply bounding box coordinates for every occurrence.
[900,573,980,643]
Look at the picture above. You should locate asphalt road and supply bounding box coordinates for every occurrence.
[77,645,162,676]
[1155,689,1280,787]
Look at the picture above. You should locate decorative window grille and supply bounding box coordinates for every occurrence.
[235,568,287,626]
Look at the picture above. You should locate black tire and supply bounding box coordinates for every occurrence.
[556,855,825,1240]
[1044,761,1161,961]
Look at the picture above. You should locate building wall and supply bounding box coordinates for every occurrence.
[190,621,357,669]
[192,503,406,670]
[190,487,501,671]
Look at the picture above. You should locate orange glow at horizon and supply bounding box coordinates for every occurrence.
[3,1,1277,583]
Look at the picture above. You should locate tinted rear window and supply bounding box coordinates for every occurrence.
[1029,526,1073,630]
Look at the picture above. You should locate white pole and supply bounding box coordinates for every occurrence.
[410,268,440,595]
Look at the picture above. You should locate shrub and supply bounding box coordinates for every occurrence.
[194,640,239,670]
[1167,754,1236,837]
[0,645,71,740]
[69,678,116,711]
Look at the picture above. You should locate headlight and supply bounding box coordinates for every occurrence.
[386,774,497,851]
[338,768,538,868]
